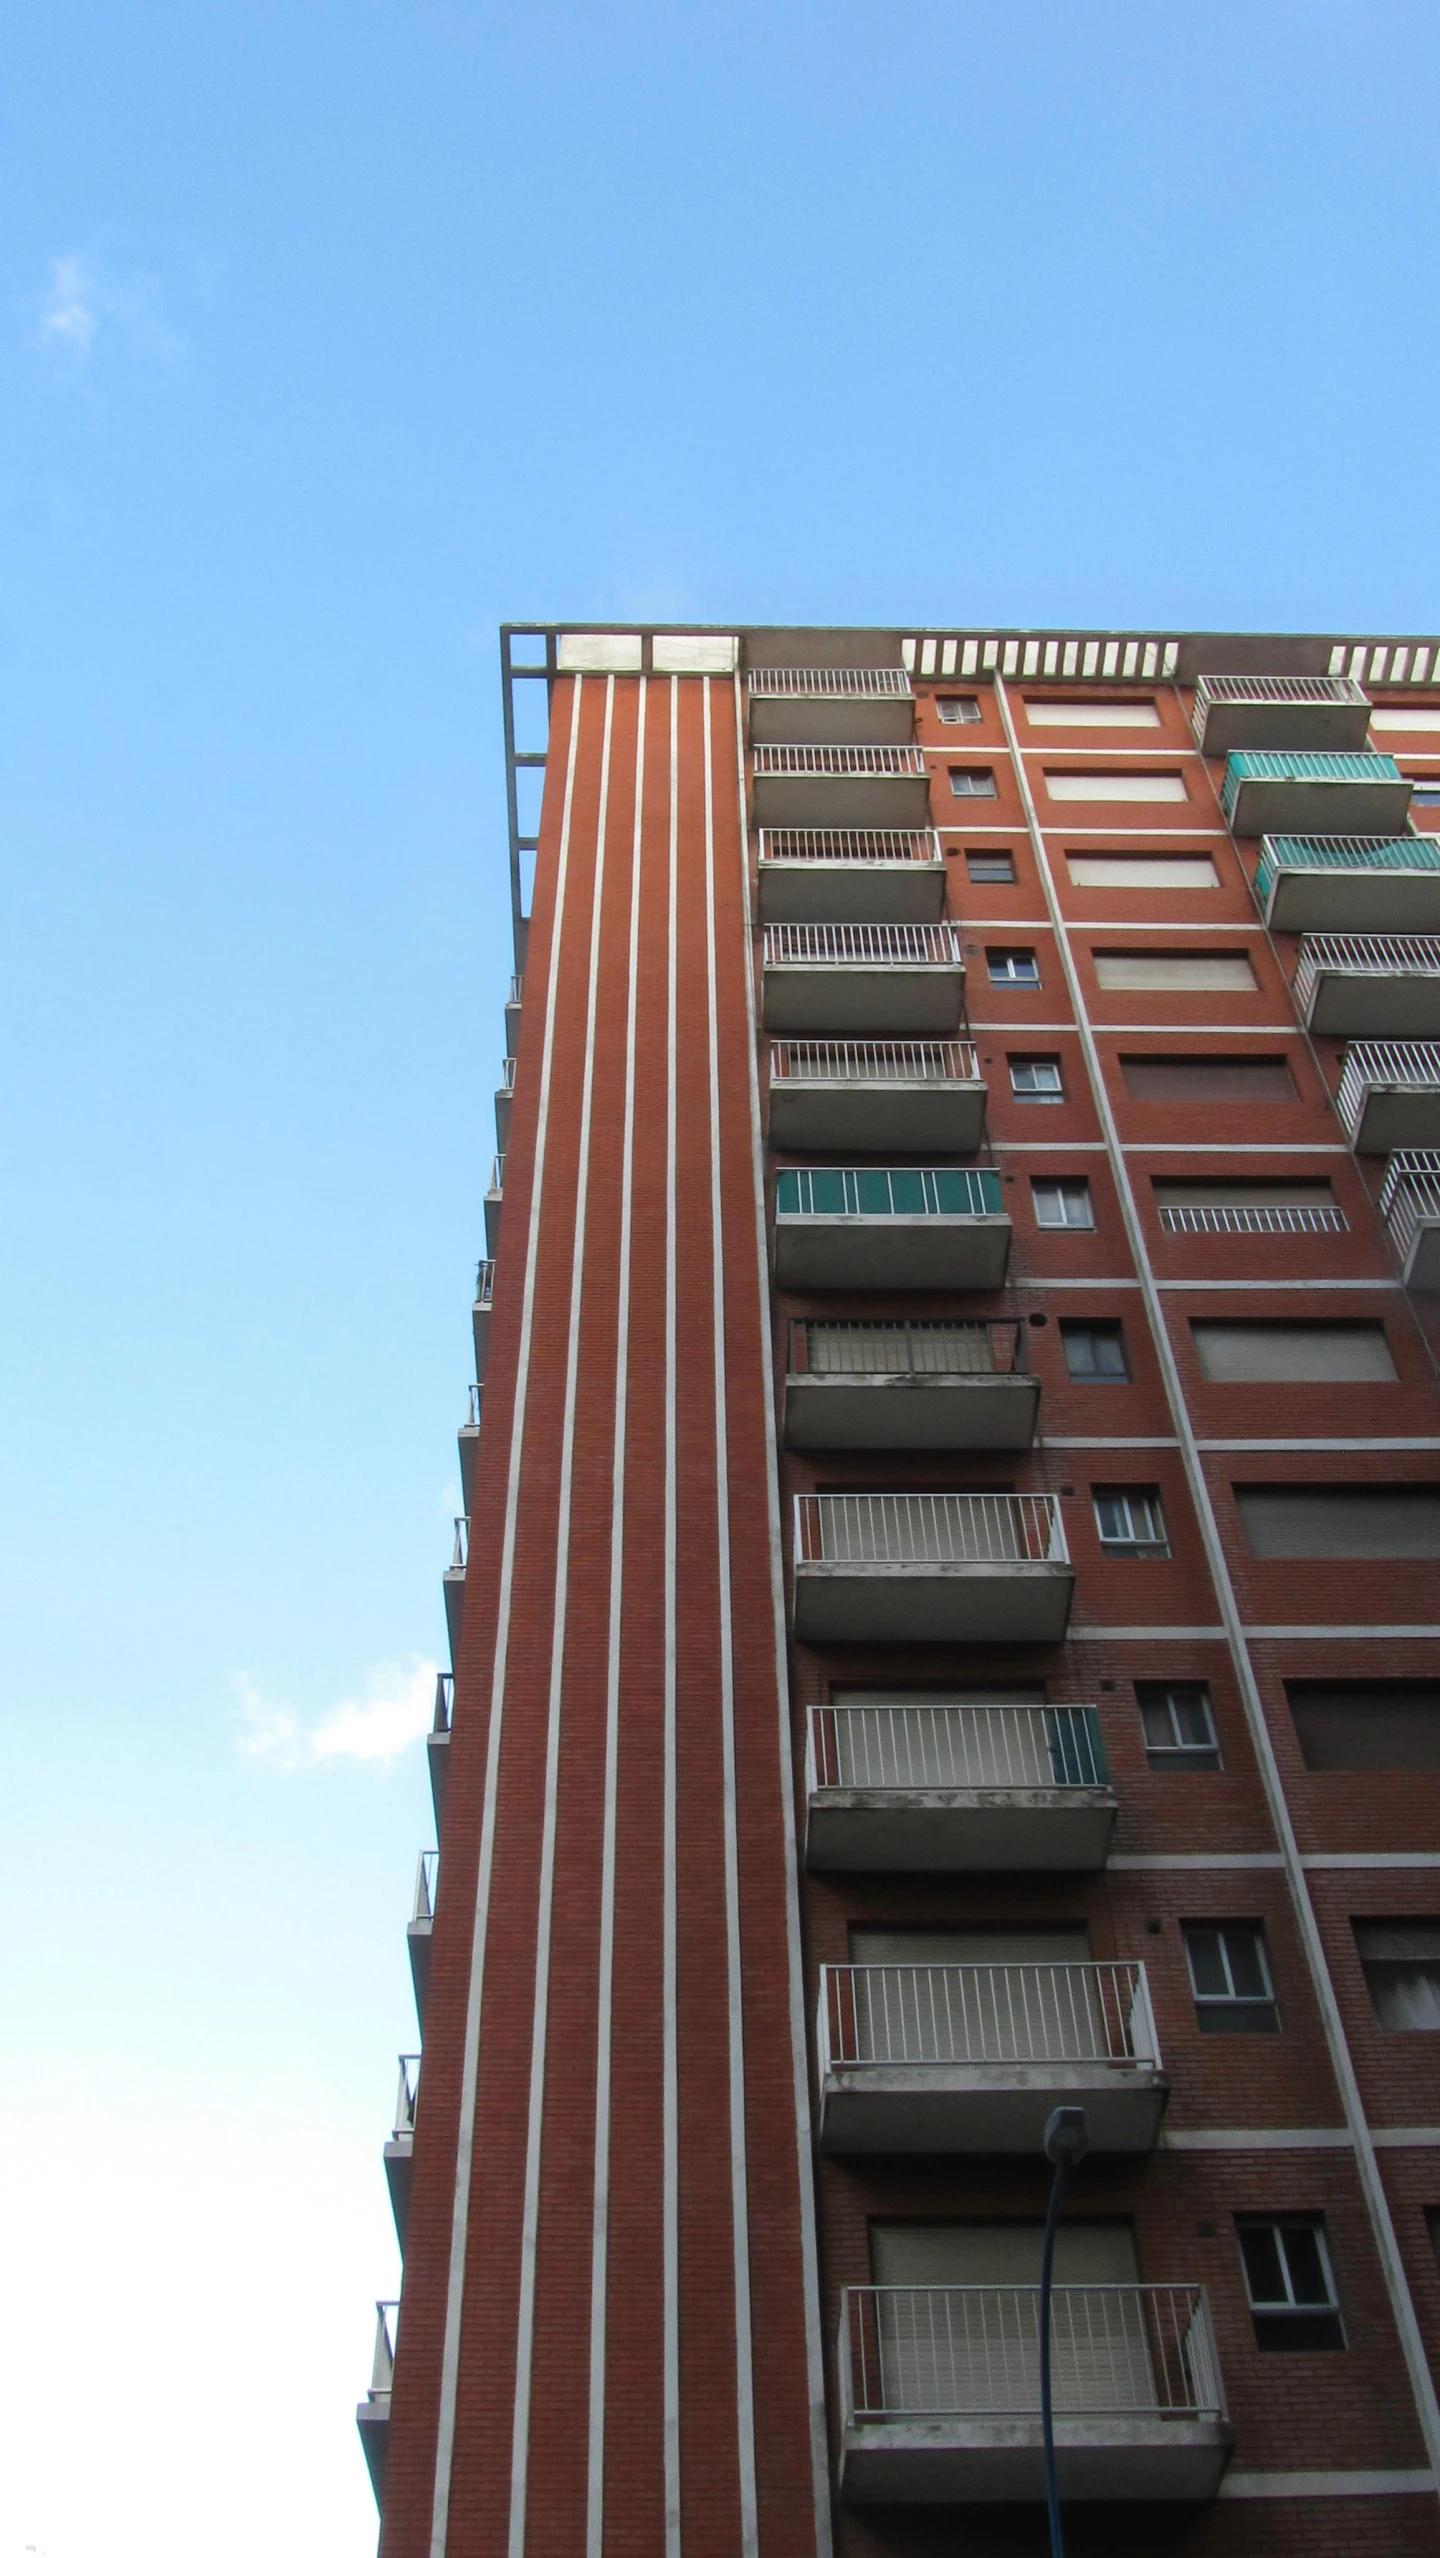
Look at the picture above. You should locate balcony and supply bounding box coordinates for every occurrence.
[1254,834,1440,931]
[1191,671,1370,756]
[444,1515,468,1662]
[805,1700,1115,1872]
[768,1040,986,1153]
[408,1849,438,2015]
[484,1155,505,1257]
[495,1055,516,1150]
[1380,1151,1440,1290]
[356,2299,398,2504]
[473,1258,494,1379]
[505,972,523,1052]
[836,2284,1230,2505]
[816,1959,1165,2154]
[1222,751,1411,839]
[1293,933,1440,1038]
[428,1670,452,1822]
[1335,1041,1440,1153]
[384,2054,419,2245]
[748,665,916,746]
[792,1491,1072,1643]
[784,1321,1038,1451]
[1157,1198,1347,1237]
[751,744,932,830]
[773,1167,1010,1291]
[756,827,946,923]
[762,922,965,1036]
[459,1383,482,1511]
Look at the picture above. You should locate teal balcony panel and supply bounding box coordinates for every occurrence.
[1222,750,1411,840]
[1253,834,1440,932]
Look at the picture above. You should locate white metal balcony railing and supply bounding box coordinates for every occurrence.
[508,974,523,1004]
[763,922,962,967]
[475,1258,495,1306]
[393,2053,420,2138]
[758,827,941,866]
[1157,1200,1347,1235]
[488,1155,505,1194]
[808,1701,1107,1794]
[414,1848,438,1923]
[1336,1040,1440,1139]
[749,667,913,701]
[465,1383,482,1427]
[433,1670,454,1733]
[790,1319,1022,1378]
[770,1038,979,1087]
[500,1056,517,1090]
[819,1961,1156,2074]
[752,744,929,779]
[1294,932,1440,1007]
[367,2300,398,2401]
[1380,1150,1440,1261]
[451,1516,469,1570]
[839,2284,1225,2424]
[1190,671,1367,742]
[795,1491,1067,1567]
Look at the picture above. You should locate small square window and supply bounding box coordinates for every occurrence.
[1061,1319,1129,1382]
[1184,1924,1278,2033]
[1093,1486,1168,1555]
[937,695,982,725]
[949,767,998,799]
[1353,1922,1440,2030]
[1237,2220,1343,2350]
[1032,1178,1093,1230]
[1411,784,1440,807]
[1137,1683,1219,1770]
[987,948,1041,988]
[1010,1055,1064,1100]
[966,850,1016,884]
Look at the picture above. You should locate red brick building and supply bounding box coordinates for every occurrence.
[359,625,1440,2555]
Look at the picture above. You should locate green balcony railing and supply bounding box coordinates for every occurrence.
[775,1166,1003,1219]
[1221,750,1402,826]
[1255,834,1440,912]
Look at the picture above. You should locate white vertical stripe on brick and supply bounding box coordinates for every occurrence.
[430,674,587,2558]
[507,675,617,2558]
[586,678,646,2558]
[663,675,682,2558]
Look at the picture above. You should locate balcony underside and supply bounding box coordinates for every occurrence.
[444,1566,465,1662]
[472,1300,491,1378]
[793,1557,1074,1644]
[1400,1218,1440,1291]
[504,995,522,1052]
[1303,969,1440,1039]
[784,1373,1040,1450]
[805,1785,1117,1873]
[750,698,917,747]
[384,2136,412,2247]
[1347,1088,1440,1153]
[752,773,933,828]
[1198,698,1371,756]
[1230,776,1413,838]
[756,860,947,923]
[357,2403,389,2502]
[838,2414,1232,2506]
[1264,869,1440,933]
[427,1725,449,1824]
[818,2061,1167,2155]
[459,1420,480,1512]
[762,965,964,1036]
[484,1195,503,1256]
[773,1216,1011,1291]
[407,1919,431,2020]
[768,1079,986,1154]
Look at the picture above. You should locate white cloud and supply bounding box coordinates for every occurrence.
[40,255,95,355]
[237,1656,439,1769]
[36,246,181,365]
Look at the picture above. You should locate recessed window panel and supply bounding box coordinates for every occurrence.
[1067,854,1219,889]
[1045,770,1188,803]
[1092,950,1256,992]
[1191,1322,1397,1384]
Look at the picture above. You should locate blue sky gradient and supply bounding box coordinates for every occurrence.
[3,4,1439,2551]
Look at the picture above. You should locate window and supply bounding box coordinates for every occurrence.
[1152,1176,1337,1216]
[937,695,982,725]
[1025,698,1161,729]
[1010,1055,1064,1100]
[949,767,998,798]
[1092,950,1257,993]
[1032,1178,1093,1230]
[966,849,1016,884]
[1093,1486,1169,1556]
[1354,1922,1440,2030]
[987,947,1040,987]
[1237,2221,1343,2350]
[1120,1054,1295,1103]
[1371,708,1440,732]
[1235,1486,1440,1561]
[1061,1320,1129,1382]
[1412,783,1440,806]
[1067,853,1219,890]
[1137,1683,1219,1770]
[1190,1321,1397,1385]
[1286,1680,1440,1773]
[1184,1925,1279,2034]
[1045,770,1188,803]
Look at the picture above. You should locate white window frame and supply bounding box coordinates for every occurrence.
[1184,1923,1276,2017]
[1032,1179,1093,1231]
[1238,2220,1341,2330]
[1094,1488,1168,1554]
[1010,1056,1064,1100]
[1138,1684,1219,1766]
[987,948,1041,988]
[936,695,983,725]
[948,766,998,798]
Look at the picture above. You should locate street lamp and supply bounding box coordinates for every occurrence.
[1039,2105,1090,2558]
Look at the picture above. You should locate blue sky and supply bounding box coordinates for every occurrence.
[2,3,1439,2552]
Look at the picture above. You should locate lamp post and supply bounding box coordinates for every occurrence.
[1039,2104,1090,2558]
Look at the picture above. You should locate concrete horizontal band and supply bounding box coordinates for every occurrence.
[1218,2469,1437,2499]
[1163,2128,1351,2150]
[1108,1852,1283,1869]
[1244,1625,1440,1639]
[1067,1627,1227,1643]
[1302,1852,1440,1868]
